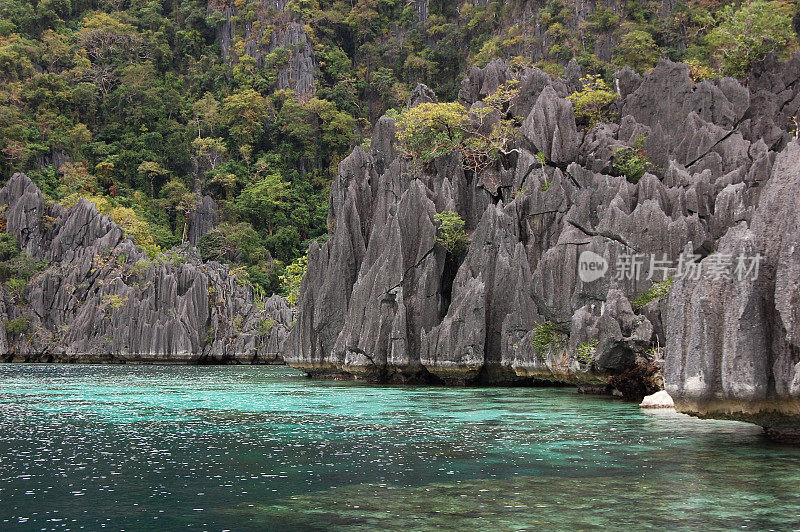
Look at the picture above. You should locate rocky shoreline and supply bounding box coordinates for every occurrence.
[4,56,800,441]
[284,57,800,440]
[0,172,291,365]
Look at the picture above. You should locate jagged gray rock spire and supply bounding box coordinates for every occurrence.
[285,56,800,440]
[666,142,800,442]
[0,173,290,363]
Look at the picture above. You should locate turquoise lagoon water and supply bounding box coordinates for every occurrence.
[1,365,799,531]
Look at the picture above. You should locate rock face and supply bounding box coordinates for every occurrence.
[188,195,219,246]
[285,55,800,436]
[0,173,290,364]
[212,0,316,98]
[666,143,800,441]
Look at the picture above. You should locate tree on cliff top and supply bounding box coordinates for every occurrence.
[395,102,468,164]
[395,81,521,172]
[568,75,619,130]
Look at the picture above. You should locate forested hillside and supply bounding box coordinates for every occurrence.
[1,0,797,297]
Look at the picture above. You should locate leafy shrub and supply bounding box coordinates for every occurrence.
[229,265,251,287]
[129,260,152,278]
[107,206,162,259]
[4,316,29,336]
[613,28,660,74]
[396,82,521,173]
[509,55,533,72]
[280,254,307,306]
[632,278,673,309]
[463,80,522,170]
[433,211,469,255]
[5,278,25,298]
[246,261,285,298]
[396,102,468,164]
[199,222,266,265]
[531,321,566,361]
[472,36,502,67]
[612,135,652,183]
[587,6,620,32]
[153,250,187,267]
[707,0,795,77]
[568,75,619,130]
[535,61,565,78]
[257,318,276,336]
[101,294,129,311]
[234,172,289,237]
[0,232,19,261]
[0,251,46,283]
[686,59,717,82]
[575,339,598,365]
[646,345,664,359]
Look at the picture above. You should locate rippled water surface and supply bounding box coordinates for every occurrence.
[1,365,800,530]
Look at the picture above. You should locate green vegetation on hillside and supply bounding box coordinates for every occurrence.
[631,277,673,308]
[3,315,29,336]
[612,134,652,183]
[0,0,796,297]
[280,253,307,306]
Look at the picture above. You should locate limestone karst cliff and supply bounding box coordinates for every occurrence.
[213,0,317,98]
[0,173,291,363]
[4,51,800,439]
[665,143,800,442]
[284,56,800,439]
